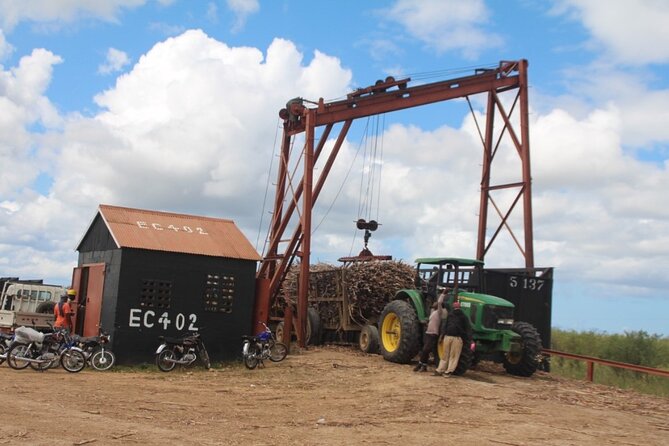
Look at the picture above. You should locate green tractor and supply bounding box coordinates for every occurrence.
[378,257,543,377]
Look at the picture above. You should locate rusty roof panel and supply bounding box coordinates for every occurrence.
[97,204,261,261]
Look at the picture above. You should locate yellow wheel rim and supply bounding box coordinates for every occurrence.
[381,313,401,352]
[437,337,445,360]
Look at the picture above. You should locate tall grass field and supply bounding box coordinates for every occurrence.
[550,329,669,397]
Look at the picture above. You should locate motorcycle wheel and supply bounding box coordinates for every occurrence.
[243,346,259,370]
[61,349,86,373]
[7,343,32,370]
[0,343,6,365]
[198,345,211,370]
[90,349,116,371]
[156,348,177,372]
[269,342,288,362]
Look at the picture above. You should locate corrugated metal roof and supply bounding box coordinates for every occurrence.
[95,204,261,261]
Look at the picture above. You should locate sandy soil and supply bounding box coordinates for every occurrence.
[1,346,667,446]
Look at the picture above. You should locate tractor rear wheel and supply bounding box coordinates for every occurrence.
[378,300,421,364]
[503,321,542,377]
[358,324,379,354]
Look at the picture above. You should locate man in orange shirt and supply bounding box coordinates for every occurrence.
[53,290,75,332]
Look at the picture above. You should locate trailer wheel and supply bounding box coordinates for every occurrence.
[503,321,542,377]
[358,324,379,354]
[275,322,287,344]
[378,300,421,364]
[306,307,322,346]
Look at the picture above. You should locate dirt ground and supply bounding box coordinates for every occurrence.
[1,346,667,446]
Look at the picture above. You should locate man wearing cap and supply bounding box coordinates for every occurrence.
[434,300,472,377]
[54,289,76,332]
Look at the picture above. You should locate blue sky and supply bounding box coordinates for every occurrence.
[0,0,668,336]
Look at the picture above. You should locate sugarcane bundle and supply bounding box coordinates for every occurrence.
[275,262,334,308]
[343,260,415,324]
[274,260,415,327]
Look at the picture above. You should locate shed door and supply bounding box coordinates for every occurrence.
[71,263,106,337]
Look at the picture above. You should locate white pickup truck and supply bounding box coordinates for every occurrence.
[0,279,66,331]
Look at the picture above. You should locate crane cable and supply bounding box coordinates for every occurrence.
[349,114,385,256]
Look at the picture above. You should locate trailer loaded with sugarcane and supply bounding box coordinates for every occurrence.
[270,258,416,352]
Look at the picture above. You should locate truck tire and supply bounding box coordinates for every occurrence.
[378,300,421,364]
[358,324,379,354]
[503,321,542,377]
[36,301,55,314]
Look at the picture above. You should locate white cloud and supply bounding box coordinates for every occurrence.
[226,0,259,33]
[0,0,147,32]
[553,0,669,64]
[98,48,131,74]
[0,29,14,60]
[384,0,503,59]
[0,30,353,283]
[0,48,62,198]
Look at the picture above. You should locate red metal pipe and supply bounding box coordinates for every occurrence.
[543,349,669,379]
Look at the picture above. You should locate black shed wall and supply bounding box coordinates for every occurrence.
[78,215,117,252]
[113,249,256,363]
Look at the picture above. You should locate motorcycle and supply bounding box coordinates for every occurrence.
[6,326,86,373]
[0,332,14,365]
[73,328,116,371]
[155,332,211,372]
[242,322,288,370]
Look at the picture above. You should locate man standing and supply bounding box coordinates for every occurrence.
[53,289,75,332]
[434,300,472,376]
[413,290,447,372]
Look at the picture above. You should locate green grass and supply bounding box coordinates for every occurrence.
[550,329,669,397]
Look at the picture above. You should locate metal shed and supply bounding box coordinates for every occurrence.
[73,204,261,364]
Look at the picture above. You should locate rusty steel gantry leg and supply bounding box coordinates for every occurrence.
[476,59,534,269]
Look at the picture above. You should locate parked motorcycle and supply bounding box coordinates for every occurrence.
[155,332,211,372]
[6,326,86,373]
[242,322,288,370]
[73,328,116,371]
[0,332,13,365]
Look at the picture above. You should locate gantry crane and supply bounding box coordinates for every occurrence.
[255,60,534,346]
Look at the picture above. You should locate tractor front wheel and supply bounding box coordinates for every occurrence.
[378,300,421,364]
[503,321,542,377]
